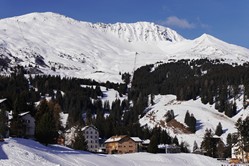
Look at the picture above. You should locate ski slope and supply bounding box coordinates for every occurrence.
[0,138,225,166]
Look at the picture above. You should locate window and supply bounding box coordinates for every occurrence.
[95,140,98,143]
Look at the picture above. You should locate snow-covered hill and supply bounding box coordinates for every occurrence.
[0,12,249,82]
[140,94,249,150]
[0,138,225,166]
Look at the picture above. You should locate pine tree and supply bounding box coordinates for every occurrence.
[180,141,190,153]
[35,111,57,145]
[201,129,216,157]
[0,110,8,137]
[184,111,190,125]
[73,127,88,151]
[193,140,198,152]
[35,100,59,145]
[189,114,196,133]
[201,129,213,156]
[147,135,158,153]
[235,116,249,162]
[215,122,223,136]
[172,136,179,146]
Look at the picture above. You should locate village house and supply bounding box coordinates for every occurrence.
[19,112,35,138]
[82,125,99,152]
[105,135,142,154]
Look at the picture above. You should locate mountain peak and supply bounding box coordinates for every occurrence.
[93,21,184,42]
[8,12,78,25]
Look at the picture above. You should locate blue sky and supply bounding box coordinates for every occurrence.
[1,0,249,48]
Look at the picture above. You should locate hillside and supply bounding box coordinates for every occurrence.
[0,138,225,166]
[140,94,248,150]
[0,12,249,82]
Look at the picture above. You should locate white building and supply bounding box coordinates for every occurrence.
[19,112,35,138]
[82,125,99,152]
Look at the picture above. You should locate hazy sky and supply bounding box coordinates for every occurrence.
[1,0,249,48]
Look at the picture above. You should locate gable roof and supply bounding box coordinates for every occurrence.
[0,98,7,104]
[130,137,142,142]
[82,125,98,132]
[105,135,128,143]
[19,111,30,117]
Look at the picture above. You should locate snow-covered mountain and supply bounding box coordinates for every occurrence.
[0,12,249,82]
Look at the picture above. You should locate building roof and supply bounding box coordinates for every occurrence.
[0,98,7,104]
[142,139,150,144]
[19,111,30,117]
[105,135,127,143]
[130,137,142,142]
[82,125,98,131]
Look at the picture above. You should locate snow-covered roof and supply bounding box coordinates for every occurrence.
[105,135,127,143]
[19,111,30,117]
[82,125,98,131]
[130,137,142,142]
[212,135,221,139]
[142,139,150,144]
[0,98,7,104]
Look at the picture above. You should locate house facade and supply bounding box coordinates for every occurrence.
[105,135,141,154]
[82,125,99,152]
[19,112,35,138]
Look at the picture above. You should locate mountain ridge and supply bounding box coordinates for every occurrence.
[0,12,249,82]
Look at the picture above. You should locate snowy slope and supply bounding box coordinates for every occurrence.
[0,138,225,166]
[0,12,249,82]
[140,94,249,151]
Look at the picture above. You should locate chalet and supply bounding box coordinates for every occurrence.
[131,137,142,151]
[105,135,141,154]
[82,125,99,152]
[19,112,35,138]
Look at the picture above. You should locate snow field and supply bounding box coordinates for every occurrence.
[0,138,225,166]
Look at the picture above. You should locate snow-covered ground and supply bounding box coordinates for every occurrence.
[140,94,249,150]
[0,138,225,166]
